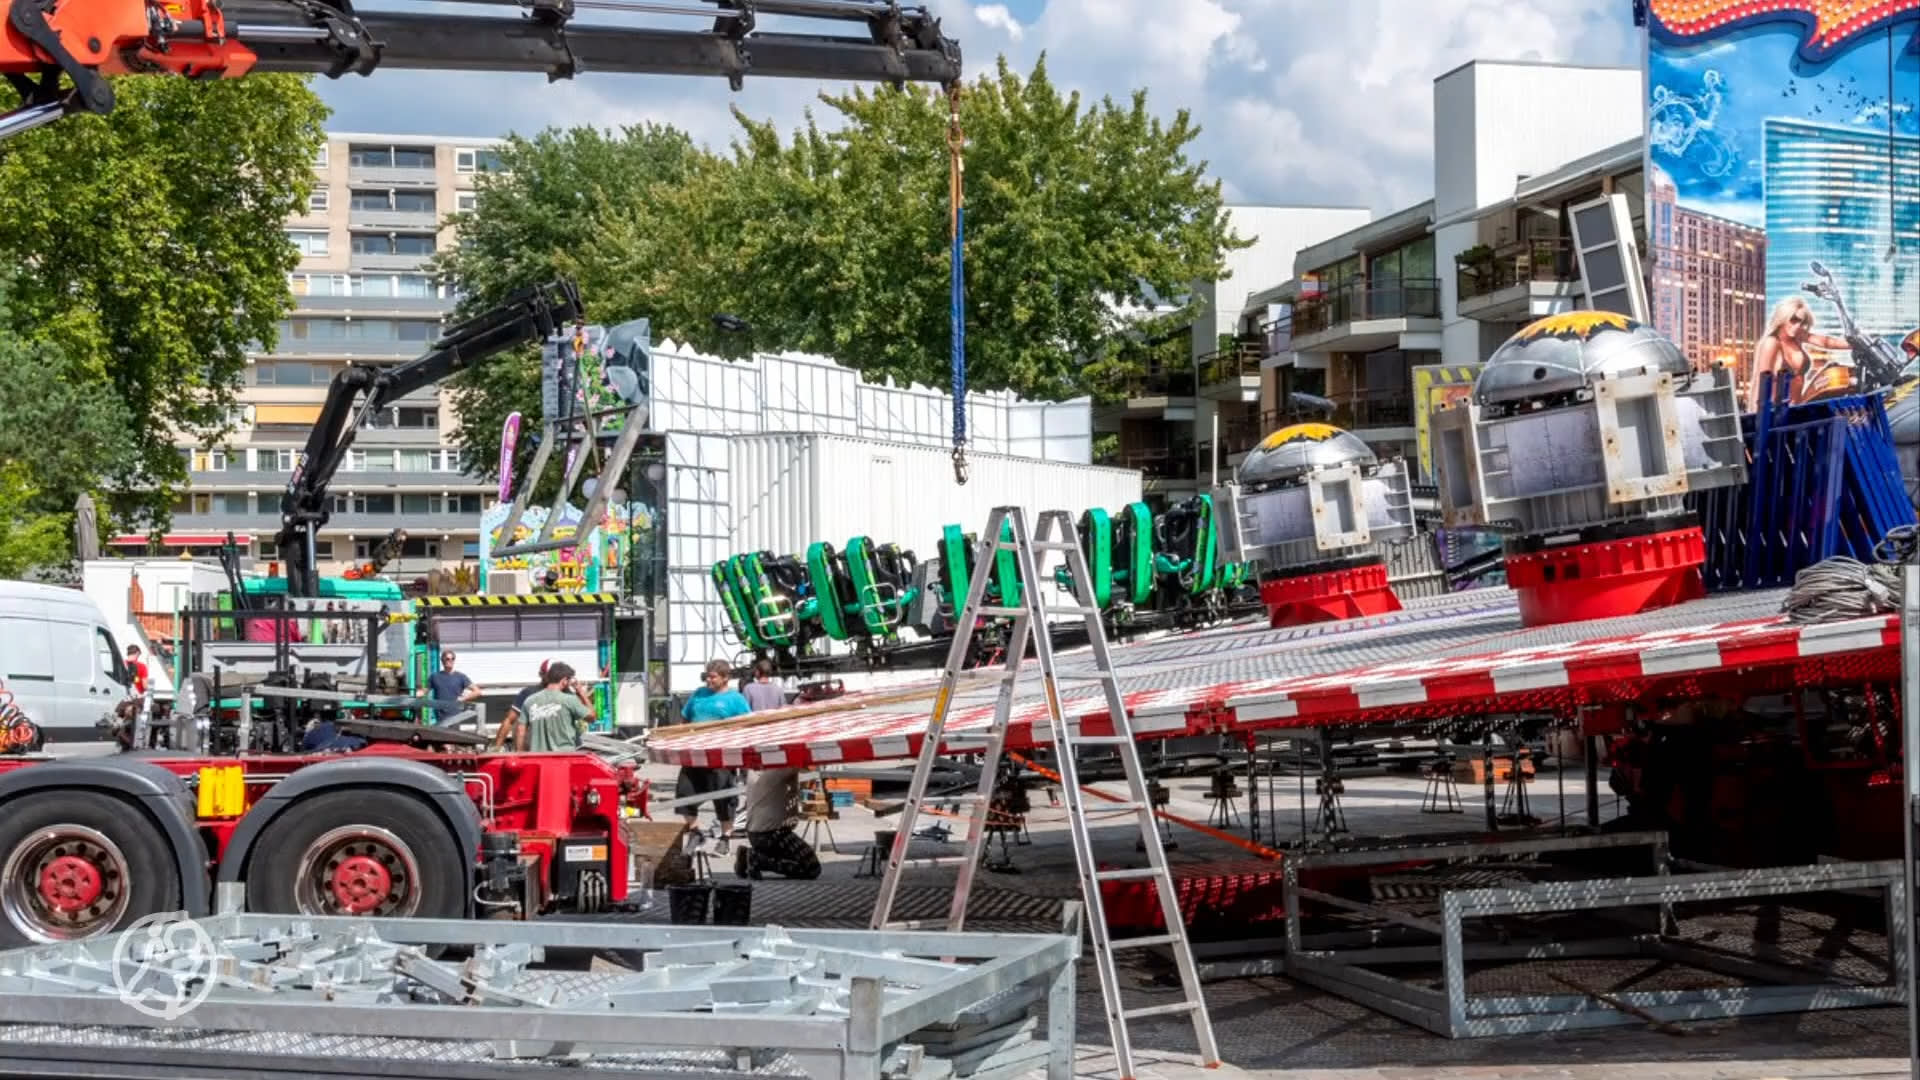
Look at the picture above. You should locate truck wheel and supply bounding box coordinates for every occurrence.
[0,792,183,946]
[245,790,465,920]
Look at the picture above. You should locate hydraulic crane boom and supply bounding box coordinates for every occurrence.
[276,278,582,597]
[0,0,961,140]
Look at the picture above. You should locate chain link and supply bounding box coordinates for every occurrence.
[948,80,969,485]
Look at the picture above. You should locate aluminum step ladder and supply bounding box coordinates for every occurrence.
[868,505,1219,1078]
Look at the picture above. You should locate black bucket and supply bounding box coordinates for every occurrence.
[668,883,712,925]
[711,882,753,926]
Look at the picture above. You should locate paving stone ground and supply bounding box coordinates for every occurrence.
[640,758,1913,1079]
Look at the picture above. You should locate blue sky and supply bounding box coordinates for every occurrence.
[317,0,1643,213]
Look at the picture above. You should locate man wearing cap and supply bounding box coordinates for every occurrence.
[491,659,552,752]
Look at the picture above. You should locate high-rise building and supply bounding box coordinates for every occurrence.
[141,133,506,579]
[1764,118,1920,341]
[1649,164,1767,371]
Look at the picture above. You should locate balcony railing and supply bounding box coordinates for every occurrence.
[1122,446,1197,481]
[1293,278,1443,336]
[1198,417,1265,466]
[1263,317,1293,357]
[1456,239,1578,303]
[1334,389,1415,430]
[1196,341,1265,386]
[1124,368,1197,399]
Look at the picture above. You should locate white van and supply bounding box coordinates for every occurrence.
[0,581,130,739]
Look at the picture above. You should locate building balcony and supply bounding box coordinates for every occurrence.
[348,208,440,231]
[347,165,437,188]
[1121,443,1197,489]
[1118,368,1197,419]
[349,252,435,273]
[1261,318,1293,364]
[185,468,485,490]
[1291,278,1443,354]
[267,336,428,358]
[172,510,481,534]
[1455,239,1581,323]
[1195,342,1264,403]
[1198,415,1265,473]
[294,295,450,317]
[1331,389,1417,441]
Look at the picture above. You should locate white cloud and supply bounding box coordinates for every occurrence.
[974,4,1025,41]
[315,0,1642,213]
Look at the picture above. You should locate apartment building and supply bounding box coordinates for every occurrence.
[1247,61,1648,481]
[131,133,506,578]
[1096,204,1371,509]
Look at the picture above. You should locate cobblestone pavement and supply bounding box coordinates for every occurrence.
[639,760,1911,1078]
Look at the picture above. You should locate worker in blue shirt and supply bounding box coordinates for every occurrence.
[674,659,752,849]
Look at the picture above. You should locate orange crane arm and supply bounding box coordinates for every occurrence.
[0,0,961,140]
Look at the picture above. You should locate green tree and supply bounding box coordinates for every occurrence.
[0,465,70,578]
[588,54,1245,400]
[438,56,1243,483]
[0,74,328,540]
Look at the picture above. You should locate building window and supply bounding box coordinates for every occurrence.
[217,493,250,514]
[190,449,227,472]
[350,233,437,257]
[311,540,334,559]
[313,145,329,169]
[175,493,212,515]
[275,449,302,472]
[274,318,441,344]
[456,192,477,212]
[348,145,434,169]
[307,190,329,213]
[455,147,503,174]
[393,191,436,214]
[286,230,329,257]
[401,538,441,559]
[343,449,366,472]
[257,539,278,558]
[457,493,483,514]
[255,360,337,386]
[400,493,434,515]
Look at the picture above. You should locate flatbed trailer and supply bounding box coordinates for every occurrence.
[0,741,649,946]
[647,583,1903,859]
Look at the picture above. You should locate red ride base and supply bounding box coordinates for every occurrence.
[1505,526,1707,628]
[1260,561,1403,628]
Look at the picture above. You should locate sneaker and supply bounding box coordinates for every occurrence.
[734,843,751,879]
[714,834,730,856]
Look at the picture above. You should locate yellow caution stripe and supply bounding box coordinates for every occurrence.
[416,593,619,607]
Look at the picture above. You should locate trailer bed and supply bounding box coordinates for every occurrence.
[645,587,1900,769]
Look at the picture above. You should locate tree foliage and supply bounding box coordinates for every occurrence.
[0,464,67,578]
[0,74,328,541]
[439,55,1244,480]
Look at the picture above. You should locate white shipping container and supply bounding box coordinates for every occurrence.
[728,432,1142,569]
[663,432,1140,695]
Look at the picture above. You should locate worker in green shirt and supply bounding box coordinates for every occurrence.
[520,662,596,752]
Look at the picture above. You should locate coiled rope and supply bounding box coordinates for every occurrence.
[1781,557,1903,623]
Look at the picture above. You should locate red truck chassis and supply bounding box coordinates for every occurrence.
[0,743,648,946]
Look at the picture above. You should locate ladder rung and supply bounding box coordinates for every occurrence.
[1083,801,1149,814]
[1094,867,1163,882]
[1109,934,1179,950]
[975,605,1025,618]
[1032,541,1080,552]
[1123,1001,1202,1021]
[1041,604,1102,617]
[1069,735,1134,746]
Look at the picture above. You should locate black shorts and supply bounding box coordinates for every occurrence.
[675,766,738,820]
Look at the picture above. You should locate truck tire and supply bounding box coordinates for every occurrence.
[0,792,183,946]
[244,789,466,920]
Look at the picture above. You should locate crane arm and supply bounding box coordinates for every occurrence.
[0,0,961,140]
[276,278,582,597]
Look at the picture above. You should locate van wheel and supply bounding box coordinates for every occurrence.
[245,790,465,920]
[0,792,183,946]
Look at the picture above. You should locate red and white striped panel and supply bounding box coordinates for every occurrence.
[1224,613,1899,727]
[645,684,1210,769]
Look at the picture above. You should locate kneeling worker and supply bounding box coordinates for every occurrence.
[520,662,596,752]
[734,766,822,880]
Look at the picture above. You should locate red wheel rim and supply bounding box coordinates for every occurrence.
[295,825,421,918]
[1,826,131,941]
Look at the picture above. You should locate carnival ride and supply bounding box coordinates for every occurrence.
[708,493,1273,678]
[648,310,1920,1037]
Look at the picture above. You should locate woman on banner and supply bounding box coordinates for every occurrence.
[1748,297,1852,412]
